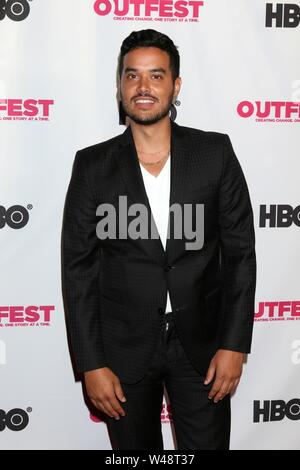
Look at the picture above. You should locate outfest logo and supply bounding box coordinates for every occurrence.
[0,99,54,122]
[93,0,205,22]
[237,100,300,123]
[0,305,55,327]
[255,301,300,322]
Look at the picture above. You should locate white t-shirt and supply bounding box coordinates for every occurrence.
[139,156,172,313]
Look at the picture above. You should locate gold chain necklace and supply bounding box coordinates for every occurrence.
[138,154,169,166]
[137,146,170,165]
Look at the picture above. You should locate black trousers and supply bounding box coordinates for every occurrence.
[106,312,230,450]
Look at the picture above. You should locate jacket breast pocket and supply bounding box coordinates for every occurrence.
[184,183,217,205]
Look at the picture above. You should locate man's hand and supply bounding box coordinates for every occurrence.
[84,367,127,420]
[204,349,245,403]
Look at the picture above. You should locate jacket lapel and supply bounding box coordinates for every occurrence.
[114,119,190,265]
[166,120,190,264]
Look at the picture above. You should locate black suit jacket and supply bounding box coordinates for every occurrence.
[62,119,256,384]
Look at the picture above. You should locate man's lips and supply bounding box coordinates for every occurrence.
[133,97,156,109]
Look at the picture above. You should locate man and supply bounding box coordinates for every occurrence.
[62,29,256,450]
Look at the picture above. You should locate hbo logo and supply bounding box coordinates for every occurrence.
[259,204,300,227]
[0,205,30,229]
[266,3,300,28]
[0,409,29,431]
[0,0,31,21]
[254,399,300,422]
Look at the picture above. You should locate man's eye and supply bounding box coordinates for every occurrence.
[127,74,136,79]
[152,75,162,80]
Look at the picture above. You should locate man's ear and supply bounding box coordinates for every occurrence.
[175,76,182,97]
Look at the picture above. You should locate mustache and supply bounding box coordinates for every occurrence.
[132,94,157,101]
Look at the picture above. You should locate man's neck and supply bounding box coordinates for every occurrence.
[129,116,171,153]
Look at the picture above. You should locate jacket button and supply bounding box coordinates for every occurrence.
[164,265,175,272]
[158,308,164,315]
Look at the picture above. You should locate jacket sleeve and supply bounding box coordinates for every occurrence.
[218,135,257,353]
[62,150,107,373]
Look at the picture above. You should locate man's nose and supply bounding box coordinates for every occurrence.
[136,75,151,94]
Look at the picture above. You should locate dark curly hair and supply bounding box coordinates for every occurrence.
[118,29,180,82]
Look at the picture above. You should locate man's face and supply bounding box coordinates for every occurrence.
[119,47,181,125]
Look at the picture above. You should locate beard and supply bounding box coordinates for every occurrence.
[120,89,174,126]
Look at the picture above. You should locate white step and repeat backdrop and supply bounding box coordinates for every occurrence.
[0,0,299,450]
